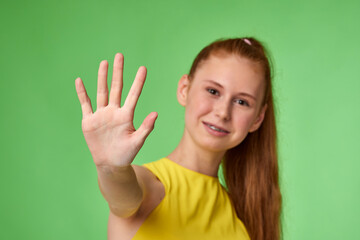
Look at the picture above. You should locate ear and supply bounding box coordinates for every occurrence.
[177,74,190,106]
[249,103,268,133]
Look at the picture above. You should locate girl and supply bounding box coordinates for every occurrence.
[75,37,282,240]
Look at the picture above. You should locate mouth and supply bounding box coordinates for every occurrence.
[202,121,230,133]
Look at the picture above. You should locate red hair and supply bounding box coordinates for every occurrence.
[188,37,282,240]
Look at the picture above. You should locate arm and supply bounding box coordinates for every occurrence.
[97,164,143,218]
[75,53,157,218]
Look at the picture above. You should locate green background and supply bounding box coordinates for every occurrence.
[1,0,359,239]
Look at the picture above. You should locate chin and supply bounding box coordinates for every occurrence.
[198,140,233,153]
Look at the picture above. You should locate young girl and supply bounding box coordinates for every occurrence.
[75,37,282,240]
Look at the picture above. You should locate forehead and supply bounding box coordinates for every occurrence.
[192,54,265,97]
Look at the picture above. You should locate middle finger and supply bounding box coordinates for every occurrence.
[109,53,124,107]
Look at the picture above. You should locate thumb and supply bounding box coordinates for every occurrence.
[135,112,158,141]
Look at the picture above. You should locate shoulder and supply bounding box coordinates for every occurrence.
[132,163,165,200]
[135,158,169,186]
[107,164,166,238]
[132,164,162,186]
[125,164,165,219]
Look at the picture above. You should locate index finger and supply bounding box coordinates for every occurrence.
[123,66,147,116]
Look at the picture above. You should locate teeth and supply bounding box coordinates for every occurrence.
[208,124,226,132]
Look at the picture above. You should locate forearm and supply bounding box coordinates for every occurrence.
[96,164,143,217]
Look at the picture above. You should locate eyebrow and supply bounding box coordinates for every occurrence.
[204,80,257,101]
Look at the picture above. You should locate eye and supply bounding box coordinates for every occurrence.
[207,88,219,95]
[234,99,249,107]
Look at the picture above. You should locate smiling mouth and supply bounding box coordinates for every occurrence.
[203,122,229,133]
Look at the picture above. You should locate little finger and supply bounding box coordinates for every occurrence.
[75,78,93,119]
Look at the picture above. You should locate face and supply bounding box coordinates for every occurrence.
[177,54,267,153]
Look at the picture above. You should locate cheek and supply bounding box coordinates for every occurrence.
[187,93,212,117]
[233,112,257,130]
[185,102,210,124]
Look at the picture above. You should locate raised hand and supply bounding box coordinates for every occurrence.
[75,53,158,167]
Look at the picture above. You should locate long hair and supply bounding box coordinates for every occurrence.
[187,37,282,240]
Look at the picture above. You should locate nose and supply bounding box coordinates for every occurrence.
[214,98,231,121]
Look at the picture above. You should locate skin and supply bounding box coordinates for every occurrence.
[167,53,268,177]
[76,53,166,239]
[75,52,268,239]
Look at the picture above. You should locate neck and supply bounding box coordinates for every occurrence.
[167,129,225,178]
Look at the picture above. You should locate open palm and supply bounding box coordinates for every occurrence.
[75,53,157,167]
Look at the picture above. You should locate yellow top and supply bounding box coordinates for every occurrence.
[132,157,250,240]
